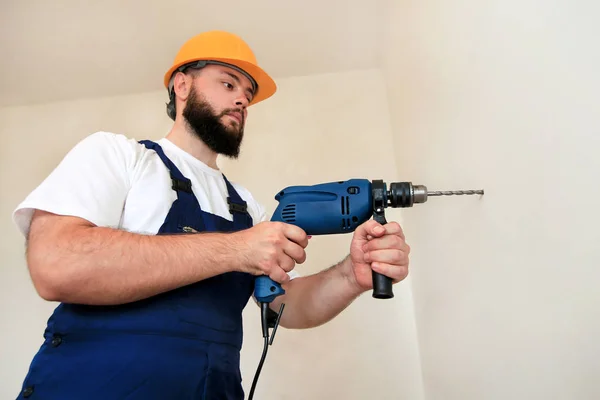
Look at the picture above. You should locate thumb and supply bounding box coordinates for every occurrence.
[358,219,386,240]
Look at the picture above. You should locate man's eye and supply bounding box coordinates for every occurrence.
[223,82,234,89]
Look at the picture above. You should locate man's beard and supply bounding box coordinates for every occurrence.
[182,88,245,158]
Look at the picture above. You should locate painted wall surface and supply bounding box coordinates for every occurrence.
[381,1,600,399]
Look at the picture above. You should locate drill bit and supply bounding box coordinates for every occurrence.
[404,185,484,205]
[427,189,484,196]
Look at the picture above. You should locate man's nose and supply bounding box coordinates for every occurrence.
[235,94,249,108]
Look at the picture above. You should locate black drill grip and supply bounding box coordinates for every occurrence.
[371,211,394,299]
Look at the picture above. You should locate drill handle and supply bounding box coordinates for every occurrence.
[254,275,285,304]
[371,210,394,299]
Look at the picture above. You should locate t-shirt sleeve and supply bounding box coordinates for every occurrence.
[12,131,136,238]
[255,202,269,224]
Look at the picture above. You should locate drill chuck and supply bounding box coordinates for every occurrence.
[386,182,428,207]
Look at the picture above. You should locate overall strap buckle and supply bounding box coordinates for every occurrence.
[171,173,193,194]
[228,197,248,215]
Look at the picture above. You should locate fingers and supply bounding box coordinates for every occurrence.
[279,244,302,269]
[383,221,405,240]
[283,242,306,265]
[371,262,409,283]
[271,223,307,283]
[363,248,409,265]
[277,222,307,269]
[269,266,291,284]
[247,221,308,283]
[362,233,409,253]
[281,223,309,248]
[360,221,410,285]
[358,220,405,241]
[279,222,307,268]
[356,220,387,240]
[362,227,410,266]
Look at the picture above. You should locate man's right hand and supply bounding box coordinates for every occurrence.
[234,221,309,284]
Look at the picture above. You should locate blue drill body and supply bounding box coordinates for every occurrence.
[253,179,377,303]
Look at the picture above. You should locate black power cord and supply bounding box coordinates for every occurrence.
[248,302,285,400]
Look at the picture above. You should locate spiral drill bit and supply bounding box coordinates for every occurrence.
[427,189,485,196]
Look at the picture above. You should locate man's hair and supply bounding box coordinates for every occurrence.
[166,89,177,121]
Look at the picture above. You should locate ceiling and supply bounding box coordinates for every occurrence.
[1,0,384,107]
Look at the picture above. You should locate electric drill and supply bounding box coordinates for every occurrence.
[247,178,483,400]
[254,178,484,302]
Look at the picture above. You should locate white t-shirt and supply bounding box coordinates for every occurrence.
[13,131,268,237]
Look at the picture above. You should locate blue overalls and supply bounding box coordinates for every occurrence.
[16,140,255,399]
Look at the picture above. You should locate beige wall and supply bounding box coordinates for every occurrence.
[0,69,424,399]
[382,1,600,399]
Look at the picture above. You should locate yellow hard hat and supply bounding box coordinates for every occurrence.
[164,31,277,105]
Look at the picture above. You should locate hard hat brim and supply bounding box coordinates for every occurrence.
[163,57,277,106]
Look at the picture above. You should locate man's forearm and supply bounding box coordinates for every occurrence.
[27,211,242,305]
[272,255,365,329]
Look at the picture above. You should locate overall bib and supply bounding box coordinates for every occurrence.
[16,140,255,400]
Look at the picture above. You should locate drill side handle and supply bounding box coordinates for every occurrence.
[371,180,394,299]
[371,211,394,299]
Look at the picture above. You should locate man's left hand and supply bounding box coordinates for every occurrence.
[348,220,411,292]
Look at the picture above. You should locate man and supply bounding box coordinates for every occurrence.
[12,30,410,399]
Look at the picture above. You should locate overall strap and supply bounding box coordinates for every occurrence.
[222,174,254,230]
[139,140,194,197]
[139,140,206,232]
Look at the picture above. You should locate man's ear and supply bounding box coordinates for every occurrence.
[173,71,191,100]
